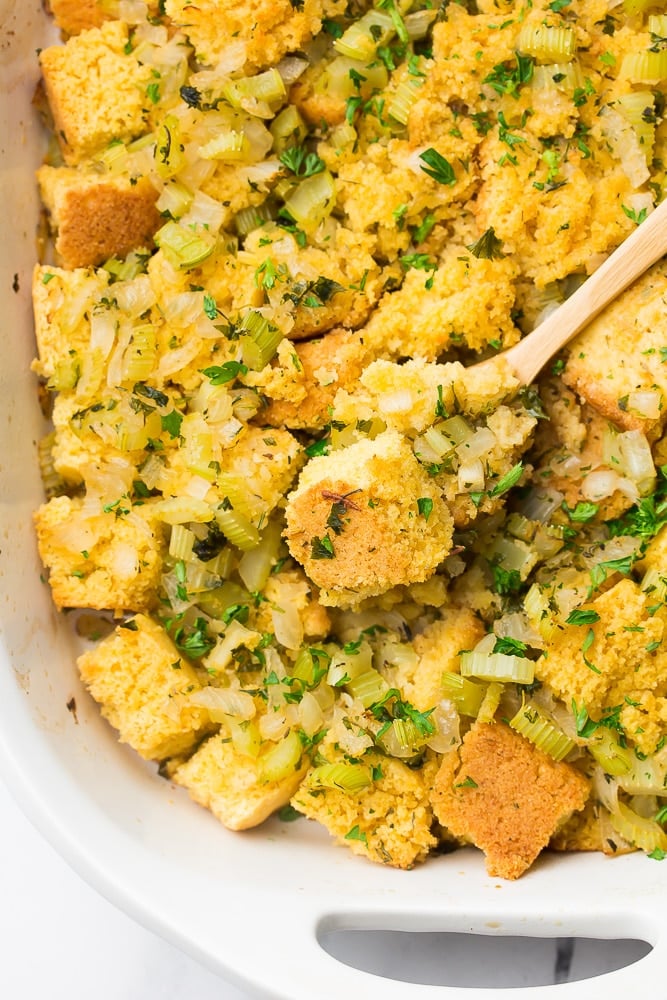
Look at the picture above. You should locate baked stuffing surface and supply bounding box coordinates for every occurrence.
[31,0,667,877]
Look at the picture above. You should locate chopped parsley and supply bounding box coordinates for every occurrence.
[417,497,434,521]
[202,361,248,385]
[466,226,506,260]
[279,145,326,178]
[418,148,456,185]
[492,636,528,656]
[345,824,368,843]
[566,609,601,626]
[488,462,524,497]
[311,534,336,559]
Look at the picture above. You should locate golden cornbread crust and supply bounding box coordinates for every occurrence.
[38,167,160,269]
[284,431,454,606]
[431,722,590,880]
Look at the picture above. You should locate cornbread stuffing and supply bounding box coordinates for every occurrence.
[31,0,667,878]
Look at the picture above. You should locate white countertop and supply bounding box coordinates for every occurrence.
[0,773,249,1000]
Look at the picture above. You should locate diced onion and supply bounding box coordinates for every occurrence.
[187,687,256,722]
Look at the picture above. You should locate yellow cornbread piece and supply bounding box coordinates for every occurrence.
[77,614,212,760]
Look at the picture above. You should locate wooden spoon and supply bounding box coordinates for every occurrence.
[485,197,667,385]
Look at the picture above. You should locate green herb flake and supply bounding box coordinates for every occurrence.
[311,534,336,559]
[417,497,434,521]
[202,361,248,385]
[161,409,183,439]
[563,500,599,523]
[566,609,601,626]
[345,824,368,843]
[203,292,218,320]
[278,804,303,822]
[493,636,528,656]
[488,462,523,497]
[466,226,506,260]
[279,145,326,179]
[455,775,479,789]
[419,148,456,186]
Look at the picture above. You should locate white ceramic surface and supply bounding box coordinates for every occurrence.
[1,5,666,997]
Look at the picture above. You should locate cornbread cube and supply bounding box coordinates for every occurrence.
[77,614,211,760]
[165,0,344,71]
[360,240,520,361]
[38,166,159,269]
[430,721,590,879]
[48,0,166,36]
[563,259,667,438]
[39,21,153,164]
[223,426,304,516]
[32,264,109,383]
[259,328,371,432]
[47,0,109,35]
[637,524,667,580]
[172,732,308,830]
[397,608,486,712]
[537,579,667,756]
[284,429,454,608]
[237,224,383,340]
[34,495,166,613]
[292,753,439,870]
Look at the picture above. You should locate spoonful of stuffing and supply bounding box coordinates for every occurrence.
[284,199,667,608]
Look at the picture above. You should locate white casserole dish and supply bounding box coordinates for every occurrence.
[1,3,666,996]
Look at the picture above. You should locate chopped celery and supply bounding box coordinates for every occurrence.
[270,104,308,153]
[334,9,395,61]
[509,702,575,761]
[168,524,196,561]
[441,672,486,717]
[308,762,372,793]
[517,24,576,63]
[388,76,423,126]
[216,507,261,551]
[258,729,303,783]
[460,650,535,684]
[283,170,336,230]
[198,130,250,162]
[346,668,390,707]
[477,682,504,725]
[154,220,217,269]
[153,115,186,178]
[620,50,667,82]
[224,68,286,111]
[587,728,633,776]
[609,800,667,854]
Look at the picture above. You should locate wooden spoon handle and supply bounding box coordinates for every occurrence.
[500,197,667,385]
